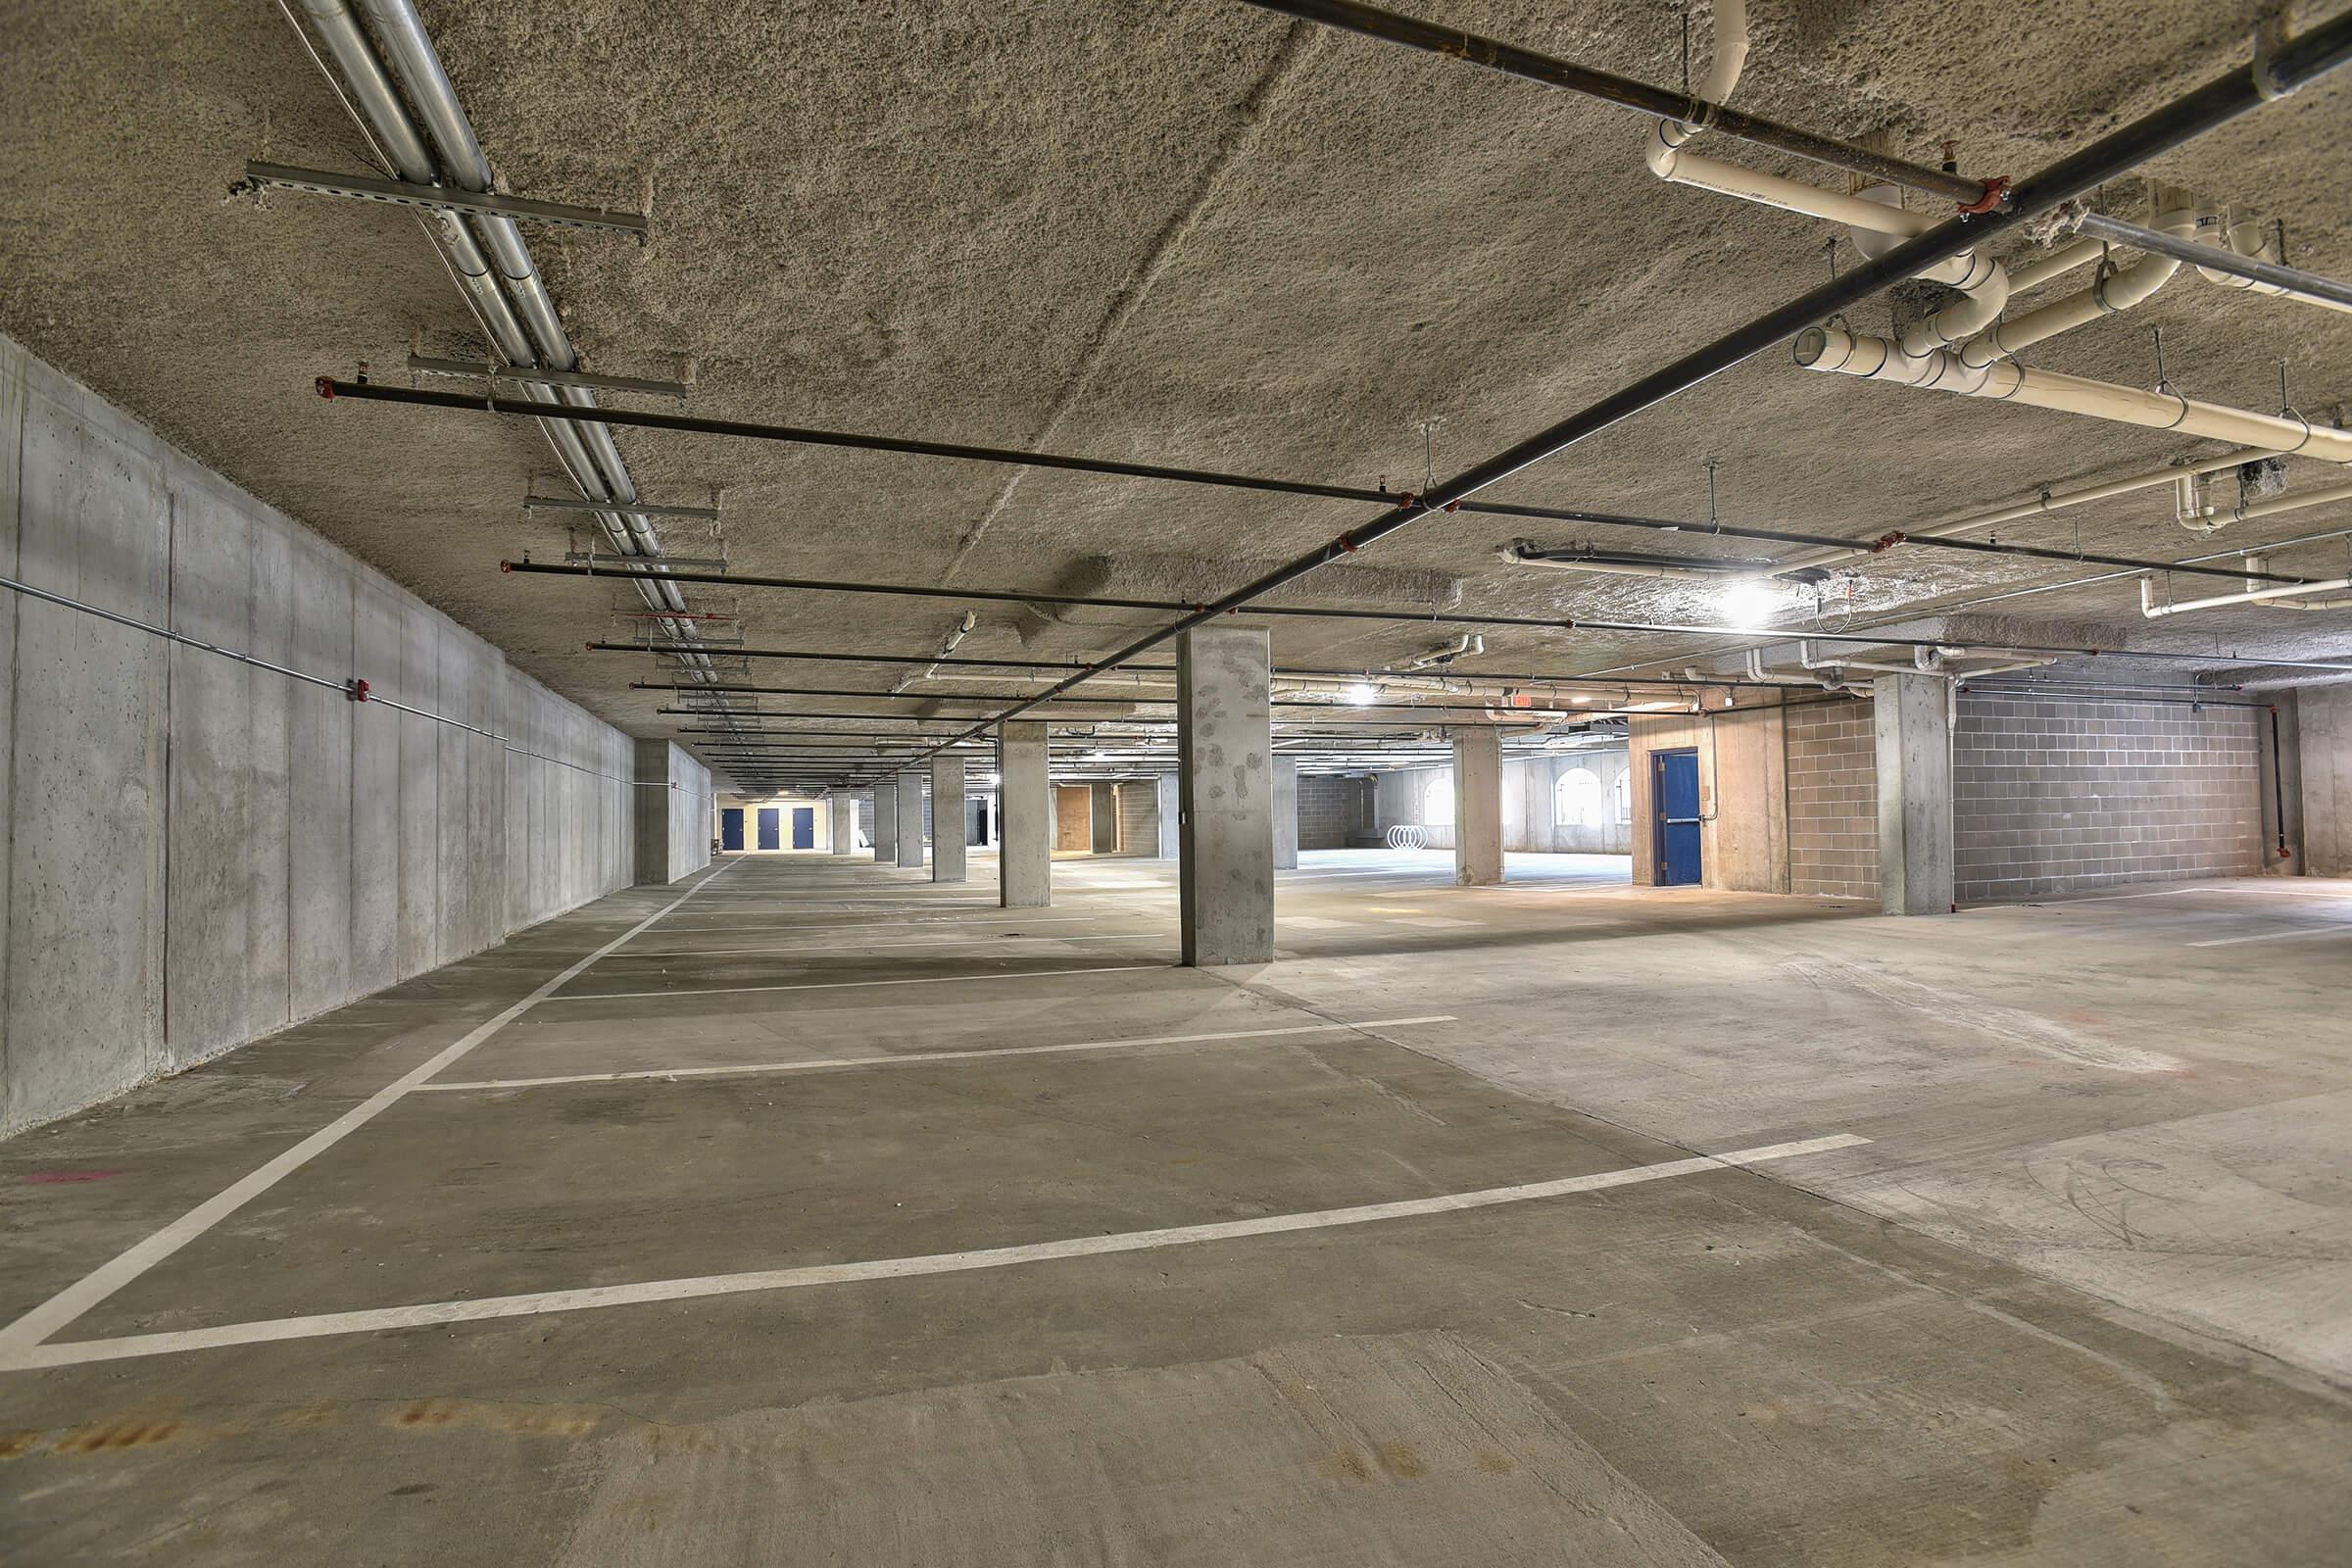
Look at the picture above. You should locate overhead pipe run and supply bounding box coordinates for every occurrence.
[2075,207,2352,315]
[348,7,2352,776]
[1233,0,1999,207]
[1794,326,2352,462]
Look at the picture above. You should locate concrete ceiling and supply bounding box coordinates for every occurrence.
[7,0,2351,785]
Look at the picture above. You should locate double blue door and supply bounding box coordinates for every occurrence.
[1652,750,1702,887]
[720,808,745,851]
[757,808,782,850]
[791,807,815,849]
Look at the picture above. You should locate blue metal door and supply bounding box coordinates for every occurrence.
[720,808,745,851]
[1652,750,1702,886]
[757,808,782,850]
[791,807,815,849]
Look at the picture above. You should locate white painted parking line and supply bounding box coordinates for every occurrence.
[597,932,1156,961]
[1280,916,1356,931]
[0,858,744,1363]
[545,964,1168,1003]
[2186,924,2349,948]
[0,1134,1867,1371]
[416,1015,1460,1092]
[1390,915,1482,930]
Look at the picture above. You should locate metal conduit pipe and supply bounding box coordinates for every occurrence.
[300,0,705,675]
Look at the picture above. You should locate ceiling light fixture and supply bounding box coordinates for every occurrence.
[1344,681,1380,706]
[1716,578,1782,629]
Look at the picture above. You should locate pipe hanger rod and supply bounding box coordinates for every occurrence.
[2075,211,2352,311]
[1231,0,1994,207]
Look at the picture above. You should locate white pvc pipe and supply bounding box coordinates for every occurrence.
[2140,572,2352,616]
[1795,326,2352,463]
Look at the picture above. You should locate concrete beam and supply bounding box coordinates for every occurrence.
[1176,625,1273,966]
[999,721,1050,907]
[1875,673,1955,914]
[895,772,925,870]
[931,757,967,882]
[1451,727,1503,886]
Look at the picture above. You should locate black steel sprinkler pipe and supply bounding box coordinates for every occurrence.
[1232,0,2001,208]
[332,10,2352,770]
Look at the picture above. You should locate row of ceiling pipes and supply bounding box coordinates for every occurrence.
[283,0,732,717]
[1517,0,2352,632]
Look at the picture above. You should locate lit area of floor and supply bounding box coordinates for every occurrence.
[3,855,2347,1561]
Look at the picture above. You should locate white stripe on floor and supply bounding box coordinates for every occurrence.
[544,964,1167,1003]
[0,858,744,1361]
[2186,924,2348,948]
[0,1135,1868,1371]
[416,1015,1459,1092]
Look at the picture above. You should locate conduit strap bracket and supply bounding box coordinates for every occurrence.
[1956,175,2013,216]
[237,162,651,240]
[347,677,371,703]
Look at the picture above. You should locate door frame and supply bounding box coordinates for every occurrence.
[1650,748,1703,887]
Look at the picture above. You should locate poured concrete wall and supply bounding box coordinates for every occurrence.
[635,740,714,884]
[1373,752,1633,855]
[0,338,635,1135]
[2301,685,2352,876]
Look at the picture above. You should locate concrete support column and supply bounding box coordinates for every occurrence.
[1177,625,1274,966]
[828,793,855,856]
[1090,781,1118,854]
[930,757,966,882]
[998,721,1051,907]
[1154,773,1180,858]
[871,784,896,862]
[894,772,926,870]
[1272,756,1299,870]
[1451,727,1504,886]
[1875,672,1955,914]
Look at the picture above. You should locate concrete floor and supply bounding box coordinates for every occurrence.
[3,850,2349,1564]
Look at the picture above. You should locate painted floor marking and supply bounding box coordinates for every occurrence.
[0,858,743,1362]
[593,932,1158,962]
[1390,915,1482,930]
[544,963,1168,1004]
[415,1015,1459,1092]
[0,1135,1867,1371]
[2186,924,2349,948]
[1280,916,1356,931]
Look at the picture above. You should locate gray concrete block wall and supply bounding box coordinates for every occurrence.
[1298,775,1368,850]
[1113,778,1159,855]
[1785,700,1879,900]
[0,336,635,1136]
[1951,694,2262,902]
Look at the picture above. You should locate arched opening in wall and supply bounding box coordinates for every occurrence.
[1422,772,1452,827]
[1555,766,1605,830]
[1613,768,1633,824]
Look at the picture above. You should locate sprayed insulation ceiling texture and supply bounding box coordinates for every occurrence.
[5,0,2351,781]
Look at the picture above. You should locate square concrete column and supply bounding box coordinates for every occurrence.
[1875,673,1955,914]
[1177,625,1274,966]
[828,793,855,856]
[1451,727,1504,886]
[1090,780,1119,854]
[998,721,1051,907]
[871,783,896,861]
[895,771,926,869]
[1272,755,1299,870]
[930,756,967,882]
[1154,773,1180,858]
